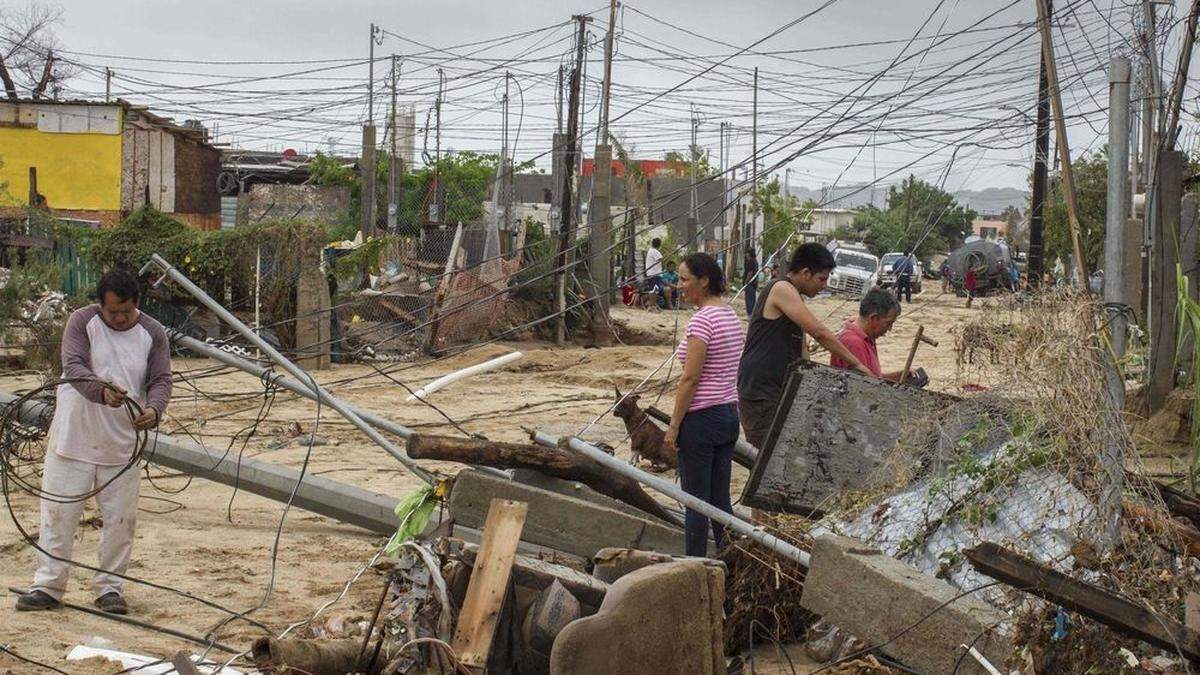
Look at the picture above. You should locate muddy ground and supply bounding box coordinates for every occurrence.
[0,288,1157,673]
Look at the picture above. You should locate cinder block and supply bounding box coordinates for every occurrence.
[801,535,1009,675]
[449,469,685,559]
[743,363,955,514]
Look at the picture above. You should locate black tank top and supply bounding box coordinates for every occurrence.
[737,279,806,401]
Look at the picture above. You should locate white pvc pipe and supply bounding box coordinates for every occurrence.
[67,645,243,674]
[406,351,523,401]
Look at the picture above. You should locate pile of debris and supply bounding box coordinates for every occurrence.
[733,290,1200,673]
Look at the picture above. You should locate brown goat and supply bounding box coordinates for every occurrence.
[612,387,676,471]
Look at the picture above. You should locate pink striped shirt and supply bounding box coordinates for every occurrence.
[677,304,745,412]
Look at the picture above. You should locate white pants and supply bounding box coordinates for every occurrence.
[30,451,140,601]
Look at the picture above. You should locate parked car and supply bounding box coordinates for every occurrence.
[878,252,924,294]
[825,241,879,298]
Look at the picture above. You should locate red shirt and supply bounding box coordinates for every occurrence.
[829,319,882,378]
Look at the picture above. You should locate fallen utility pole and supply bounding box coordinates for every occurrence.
[531,430,810,567]
[965,542,1200,661]
[0,391,404,536]
[1034,0,1089,287]
[142,254,436,485]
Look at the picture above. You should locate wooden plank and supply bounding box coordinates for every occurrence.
[964,541,1200,661]
[452,498,528,670]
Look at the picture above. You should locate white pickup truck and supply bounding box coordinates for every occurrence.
[825,241,879,298]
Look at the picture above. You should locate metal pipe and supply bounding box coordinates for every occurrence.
[531,430,810,568]
[142,254,436,485]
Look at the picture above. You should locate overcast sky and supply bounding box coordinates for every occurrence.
[39,0,1200,194]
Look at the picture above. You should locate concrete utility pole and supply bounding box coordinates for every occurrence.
[1105,58,1132,353]
[1034,0,1088,288]
[387,54,399,232]
[361,23,381,238]
[751,67,759,259]
[1100,56,1131,550]
[687,103,701,252]
[555,15,591,346]
[719,122,728,250]
[502,71,513,243]
[587,0,618,343]
[1028,28,1050,287]
[105,67,112,102]
[434,68,444,224]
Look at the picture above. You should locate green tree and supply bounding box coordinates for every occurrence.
[752,178,812,261]
[840,176,975,258]
[1040,149,1107,271]
[664,148,716,178]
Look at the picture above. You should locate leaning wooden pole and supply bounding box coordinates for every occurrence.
[1035,0,1090,288]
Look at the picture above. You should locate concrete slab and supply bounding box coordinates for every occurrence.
[449,468,686,559]
[742,362,955,515]
[801,535,1009,675]
[550,560,725,675]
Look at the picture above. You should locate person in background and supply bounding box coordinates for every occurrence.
[17,270,171,615]
[893,253,914,303]
[643,237,665,303]
[659,259,680,309]
[941,263,953,294]
[830,289,916,381]
[737,243,874,450]
[664,253,745,557]
[743,248,759,316]
[965,266,978,307]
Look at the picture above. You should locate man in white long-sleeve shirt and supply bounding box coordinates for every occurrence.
[17,270,171,615]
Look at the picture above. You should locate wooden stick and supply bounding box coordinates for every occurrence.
[964,541,1200,661]
[899,325,925,385]
[452,499,529,671]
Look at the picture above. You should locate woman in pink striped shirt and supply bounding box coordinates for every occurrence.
[665,252,746,557]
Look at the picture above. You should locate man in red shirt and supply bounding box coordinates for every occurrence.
[830,289,914,382]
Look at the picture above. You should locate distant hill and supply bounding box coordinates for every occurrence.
[784,182,1029,216]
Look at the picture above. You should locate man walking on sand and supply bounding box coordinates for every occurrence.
[16,270,171,615]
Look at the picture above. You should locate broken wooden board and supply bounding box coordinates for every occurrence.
[452,498,528,671]
[742,362,955,515]
[965,541,1200,662]
[457,544,608,610]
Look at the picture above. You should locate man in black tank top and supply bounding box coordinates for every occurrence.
[737,243,874,449]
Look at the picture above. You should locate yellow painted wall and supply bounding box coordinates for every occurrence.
[0,121,123,211]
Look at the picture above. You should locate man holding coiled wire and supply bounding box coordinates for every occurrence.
[16,270,171,615]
